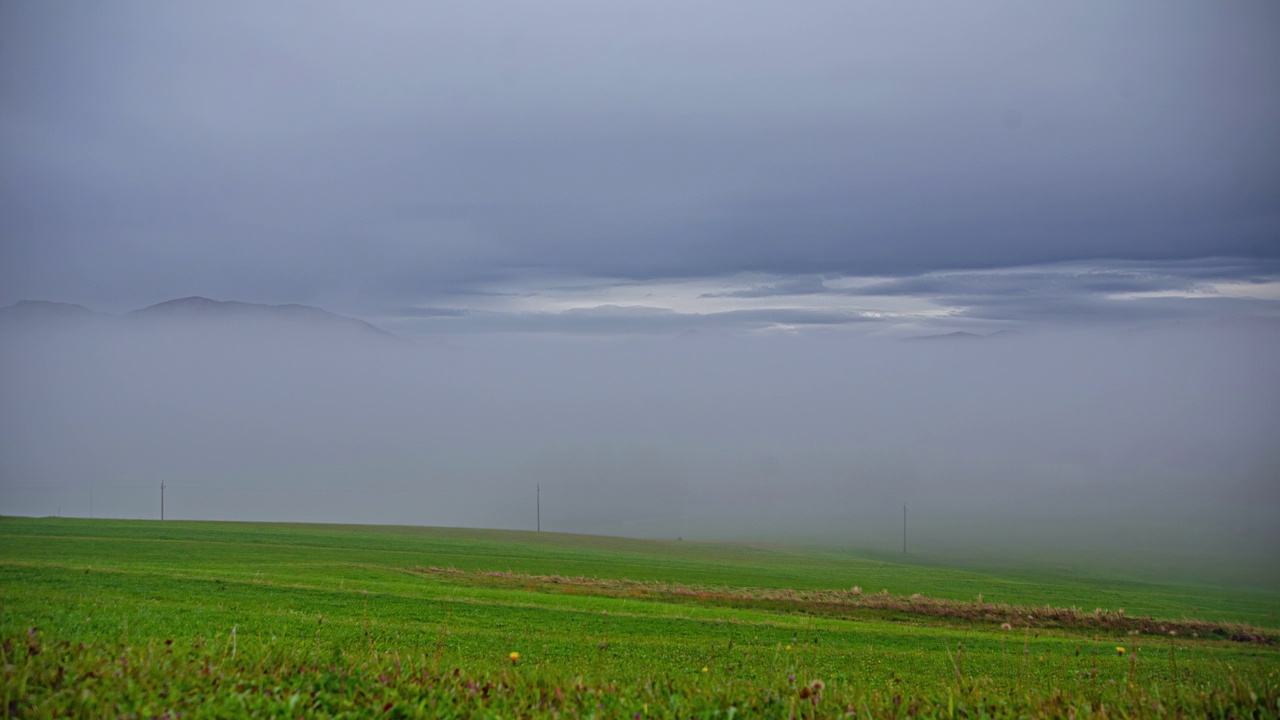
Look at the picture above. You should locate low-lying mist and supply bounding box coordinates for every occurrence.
[2,314,1277,587]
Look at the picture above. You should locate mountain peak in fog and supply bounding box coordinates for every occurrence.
[132,296,225,313]
[1,296,402,343]
[0,300,104,333]
[906,331,985,342]
[0,299,97,320]
[906,330,1025,342]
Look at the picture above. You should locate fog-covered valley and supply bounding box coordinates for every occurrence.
[2,299,1276,585]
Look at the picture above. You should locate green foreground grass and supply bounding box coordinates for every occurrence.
[2,517,1278,718]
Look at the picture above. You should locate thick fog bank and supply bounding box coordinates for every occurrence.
[1,318,1277,585]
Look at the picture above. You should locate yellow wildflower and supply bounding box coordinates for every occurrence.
[509,651,520,662]
[1116,647,1125,655]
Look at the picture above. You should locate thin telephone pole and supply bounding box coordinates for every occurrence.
[536,483,540,532]
[161,482,165,521]
[902,503,907,553]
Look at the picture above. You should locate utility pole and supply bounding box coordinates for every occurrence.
[902,503,907,553]
[536,483,541,532]
[161,482,165,521]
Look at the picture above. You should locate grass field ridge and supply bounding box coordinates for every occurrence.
[406,564,1280,641]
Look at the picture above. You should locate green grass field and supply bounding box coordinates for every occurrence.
[2,516,1278,718]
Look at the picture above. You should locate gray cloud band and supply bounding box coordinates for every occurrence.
[1,1,1277,330]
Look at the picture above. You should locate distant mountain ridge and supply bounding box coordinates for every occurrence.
[0,299,98,319]
[0,296,401,343]
[906,330,1024,342]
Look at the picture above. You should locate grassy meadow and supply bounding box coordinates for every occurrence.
[2,516,1278,717]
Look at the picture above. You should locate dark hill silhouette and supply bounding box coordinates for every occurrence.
[906,330,1024,342]
[128,296,401,342]
[906,331,984,341]
[1,297,402,344]
[0,299,99,322]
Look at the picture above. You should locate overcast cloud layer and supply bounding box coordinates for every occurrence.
[2,1,1278,334]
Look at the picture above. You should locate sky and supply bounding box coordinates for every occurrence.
[2,0,1278,338]
[1,3,1279,579]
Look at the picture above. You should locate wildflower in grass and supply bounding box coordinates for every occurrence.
[509,651,520,663]
[1000,623,1012,631]
[1116,647,1126,655]
[786,644,792,651]
[797,679,825,700]
[702,667,708,673]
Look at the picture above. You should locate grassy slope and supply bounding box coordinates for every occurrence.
[4,517,1275,626]
[2,517,1278,717]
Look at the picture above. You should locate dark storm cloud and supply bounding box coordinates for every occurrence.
[2,0,1278,322]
